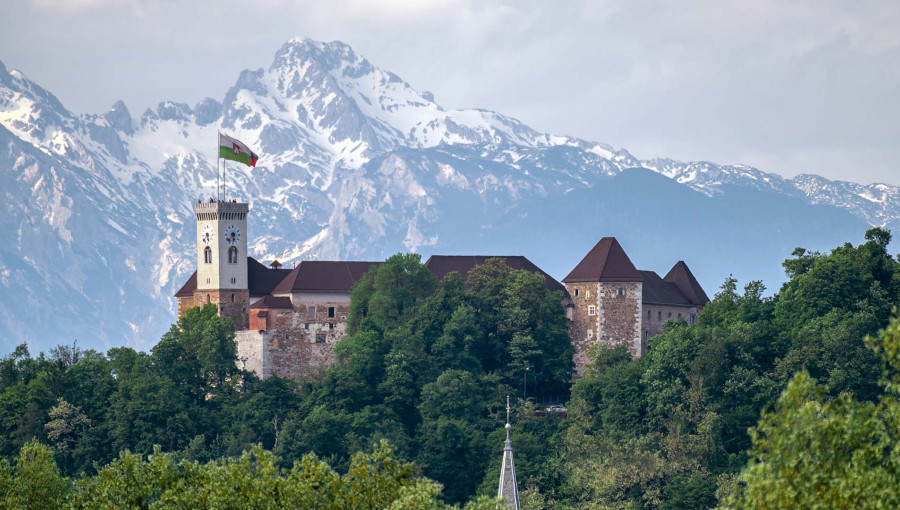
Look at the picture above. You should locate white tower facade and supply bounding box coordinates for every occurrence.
[195,201,249,290]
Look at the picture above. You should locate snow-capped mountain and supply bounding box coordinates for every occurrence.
[0,38,895,353]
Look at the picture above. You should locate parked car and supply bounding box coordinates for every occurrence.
[545,405,567,413]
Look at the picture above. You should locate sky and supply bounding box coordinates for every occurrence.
[1,0,898,185]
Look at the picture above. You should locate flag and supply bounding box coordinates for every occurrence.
[218,132,258,167]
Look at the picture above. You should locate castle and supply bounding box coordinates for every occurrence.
[175,199,709,378]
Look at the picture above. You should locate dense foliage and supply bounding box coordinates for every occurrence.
[1,230,899,508]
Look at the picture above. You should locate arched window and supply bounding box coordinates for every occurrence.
[231,293,235,303]
[204,246,212,264]
[228,246,238,264]
[206,294,211,303]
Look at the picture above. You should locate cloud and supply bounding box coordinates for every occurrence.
[2,0,898,185]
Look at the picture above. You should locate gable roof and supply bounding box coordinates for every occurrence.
[271,261,381,295]
[639,270,692,306]
[563,237,643,283]
[424,255,567,295]
[173,257,292,298]
[664,261,710,306]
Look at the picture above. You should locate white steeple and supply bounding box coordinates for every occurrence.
[497,395,521,510]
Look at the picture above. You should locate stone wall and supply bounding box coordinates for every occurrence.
[177,290,250,330]
[565,282,600,375]
[641,303,698,344]
[597,282,643,356]
[237,300,352,380]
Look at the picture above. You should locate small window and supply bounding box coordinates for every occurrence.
[658,311,662,321]
[328,323,334,330]
[647,310,651,320]
[204,246,212,264]
[304,323,309,330]
[668,312,672,318]
[574,289,579,296]
[206,294,211,303]
[315,333,326,343]
[328,307,335,318]
[587,330,593,339]
[228,246,238,264]
[643,330,649,339]
[341,315,347,320]
[588,305,596,316]
[231,293,235,303]
[691,314,697,324]
[678,313,682,319]
[308,307,315,319]
[617,288,624,296]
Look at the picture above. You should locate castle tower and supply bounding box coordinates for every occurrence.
[193,200,250,329]
[563,237,644,374]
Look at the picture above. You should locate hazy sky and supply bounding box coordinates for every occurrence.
[2,0,898,185]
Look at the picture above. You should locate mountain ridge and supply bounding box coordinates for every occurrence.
[0,38,894,353]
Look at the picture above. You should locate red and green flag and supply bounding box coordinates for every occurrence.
[219,132,258,167]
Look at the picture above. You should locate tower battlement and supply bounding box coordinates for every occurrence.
[194,201,249,221]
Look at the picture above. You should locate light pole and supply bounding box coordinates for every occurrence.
[523,363,530,400]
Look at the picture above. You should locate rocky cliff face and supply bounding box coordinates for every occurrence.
[0,38,894,352]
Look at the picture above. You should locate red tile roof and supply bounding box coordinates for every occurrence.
[664,261,710,306]
[271,261,381,294]
[424,255,567,295]
[563,237,643,283]
[175,271,197,298]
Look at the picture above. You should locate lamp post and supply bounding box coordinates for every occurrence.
[523,363,530,400]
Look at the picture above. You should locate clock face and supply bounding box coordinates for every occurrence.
[224,224,241,245]
[201,225,214,245]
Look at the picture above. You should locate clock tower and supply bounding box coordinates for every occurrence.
[193,200,250,329]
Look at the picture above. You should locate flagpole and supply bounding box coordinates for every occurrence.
[217,131,221,201]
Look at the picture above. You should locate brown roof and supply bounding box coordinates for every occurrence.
[664,261,710,306]
[172,257,292,298]
[175,271,197,298]
[248,258,293,296]
[639,270,692,306]
[271,261,381,294]
[424,255,567,295]
[250,296,292,309]
[563,237,643,283]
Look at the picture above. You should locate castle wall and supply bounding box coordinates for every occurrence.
[641,304,698,343]
[566,282,600,375]
[239,300,353,380]
[180,289,250,330]
[597,282,643,356]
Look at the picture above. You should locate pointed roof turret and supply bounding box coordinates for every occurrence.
[664,261,710,306]
[497,396,521,510]
[563,237,643,283]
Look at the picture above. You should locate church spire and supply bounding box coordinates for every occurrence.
[497,395,521,509]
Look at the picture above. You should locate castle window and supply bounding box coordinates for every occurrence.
[315,333,326,343]
[691,314,697,324]
[588,305,596,316]
[328,323,334,330]
[231,294,235,303]
[574,289,579,296]
[204,246,212,264]
[308,306,315,319]
[678,313,682,319]
[587,330,593,339]
[617,287,625,296]
[658,311,662,321]
[647,310,651,320]
[328,307,335,318]
[228,246,238,264]
[304,323,309,330]
[668,312,672,318]
[206,294,211,303]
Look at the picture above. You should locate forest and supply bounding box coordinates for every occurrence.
[2,228,900,509]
